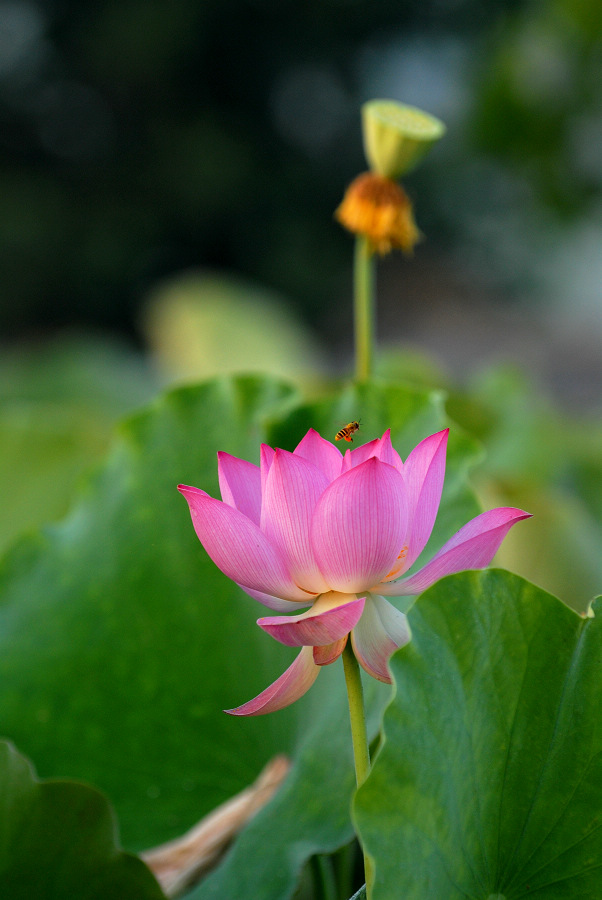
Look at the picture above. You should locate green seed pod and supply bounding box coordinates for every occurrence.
[362,100,446,179]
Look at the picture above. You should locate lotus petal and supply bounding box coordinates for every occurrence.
[379,507,532,596]
[261,450,330,594]
[178,485,314,603]
[258,593,365,647]
[374,428,398,468]
[260,443,275,494]
[225,646,320,716]
[351,595,411,683]
[217,452,261,525]
[294,428,343,483]
[312,458,408,593]
[396,428,448,572]
[343,438,380,471]
[313,636,348,666]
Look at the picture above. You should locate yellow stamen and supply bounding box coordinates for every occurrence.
[385,545,409,579]
[335,172,421,256]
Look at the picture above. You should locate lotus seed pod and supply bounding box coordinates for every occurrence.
[362,100,446,179]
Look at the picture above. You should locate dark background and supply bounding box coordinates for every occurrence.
[1,0,602,403]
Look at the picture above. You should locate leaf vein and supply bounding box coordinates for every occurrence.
[511,857,602,898]
[507,754,602,894]
[500,619,591,890]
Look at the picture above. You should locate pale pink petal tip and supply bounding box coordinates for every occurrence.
[177,483,207,497]
[351,596,411,683]
[258,596,365,647]
[293,428,343,482]
[376,429,396,466]
[225,646,320,716]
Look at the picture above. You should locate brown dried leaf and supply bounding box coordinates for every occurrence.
[142,755,290,897]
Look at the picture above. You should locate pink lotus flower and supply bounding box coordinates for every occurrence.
[179,428,530,715]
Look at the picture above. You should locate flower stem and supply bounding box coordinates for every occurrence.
[310,854,337,900]
[354,234,376,381]
[342,640,374,898]
[342,641,371,786]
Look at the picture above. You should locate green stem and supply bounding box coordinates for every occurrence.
[354,234,376,381]
[342,641,374,899]
[310,854,337,900]
[333,841,357,900]
[342,641,371,787]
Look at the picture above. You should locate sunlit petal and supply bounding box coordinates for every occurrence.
[340,431,403,473]
[178,485,315,602]
[375,428,396,466]
[379,507,532,596]
[225,646,320,716]
[312,458,408,592]
[260,443,275,495]
[217,452,261,525]
[261,450,330,594]
[351,595,411,682]
[294,428,343,482]
[399,428,448,570]
[258,593,365,647]
[344,438,380,471]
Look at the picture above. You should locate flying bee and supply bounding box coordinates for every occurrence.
[335,420,360,443]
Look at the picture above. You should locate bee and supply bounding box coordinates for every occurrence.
[335,420,360,443]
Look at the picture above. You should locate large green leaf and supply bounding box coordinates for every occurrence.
[355,569,602,899]
[0,374,481,898]
[0,740,166,899]
[0,334,159,552]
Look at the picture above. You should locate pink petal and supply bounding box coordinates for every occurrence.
[398,429,449,572]
[378,507,532,596]
[217,452,261,525]
[351,595,411,683]
[225,646,320,716]
[178,485,315,603]
[237,584,311,613]
[313,636,348,666]
[375,429,396,467]
[341,432,402,472]
[258,593,365,647]
[341,448,353,473]
[391,446,403,472]
[260,443,275,494]
[311,458,408,593]
[343,438,380,471]
[260,450,331,594]
[294,428,343,482]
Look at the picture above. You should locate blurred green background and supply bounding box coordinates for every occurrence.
[1,0,602,606]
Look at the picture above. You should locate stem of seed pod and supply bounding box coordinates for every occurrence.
[354,234,376,381]
[342,640,374,899]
